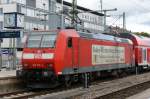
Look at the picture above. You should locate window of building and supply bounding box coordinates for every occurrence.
[38,24,44,30]
[17,5,21,13]
[0,22,3,30]
[25,22,30,30]
[51,1,56,11]
[21,6,26,15]
[85,15,87,19]
[56,6,61,12]
[27,8,34,17]
[90,17,92,21]
[36,0,49,10]
[16,0,26,4]
[26,0,36,8]
[0,8,3,14]
[1,0,11,4]
[46,25,48,30]
[39,11,44,19]
[32,23,37,29]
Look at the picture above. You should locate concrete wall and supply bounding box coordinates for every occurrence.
[0,3,17,12]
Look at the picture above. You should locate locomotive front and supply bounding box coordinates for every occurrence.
[17,31,58,88]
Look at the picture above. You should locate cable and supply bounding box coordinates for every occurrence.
[111,15,122,26]
[105,14,123,31]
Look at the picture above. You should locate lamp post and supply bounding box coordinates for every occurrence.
[61,0,64,29]
[43,3,47,30]
[0,39,2,70]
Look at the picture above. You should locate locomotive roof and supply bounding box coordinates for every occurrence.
[119,33,150,46]
[27,30,133,44]
[78,32,132,44]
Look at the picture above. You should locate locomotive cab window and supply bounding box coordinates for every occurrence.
[68,37,72,48]
[27,32,57,48]
[41,35,56,48]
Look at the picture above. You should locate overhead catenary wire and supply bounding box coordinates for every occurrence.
[105,14,123,31]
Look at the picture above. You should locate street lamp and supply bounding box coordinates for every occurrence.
[61,0,64,29]
[43,3,47,30]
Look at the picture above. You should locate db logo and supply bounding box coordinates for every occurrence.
[35,50,42,59]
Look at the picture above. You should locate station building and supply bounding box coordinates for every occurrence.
[0,0,104,68]
[0,0,104,48]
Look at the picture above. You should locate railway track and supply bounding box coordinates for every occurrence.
[1,72,150,99]
[30,72,150,99]
[0,84,79,99]
[0,79,111,99]
[0,90,32,99]
[0,90,52,99]
[99,81,150,99]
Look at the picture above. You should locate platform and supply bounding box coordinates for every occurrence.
[0,70,16,78]
[127,88,150,99]
[0,70,22,94]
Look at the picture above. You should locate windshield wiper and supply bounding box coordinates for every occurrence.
[39,35,43,48]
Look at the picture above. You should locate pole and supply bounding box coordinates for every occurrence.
[71,0,77,29]
[13,38,16,70]
[43,3,47,30]
[61,0,64,29]
[123,12,126,32]
[9,38,12,70]
[84,73,89,88]
[136,66,138,75]
[44,15,46,30]
[0,39,2,71]
[100,0,103,12]
[104,10,106,32]
[102,8,117,32]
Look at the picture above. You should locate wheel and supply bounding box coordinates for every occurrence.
[49,75,59,88]
[64,75,72,88]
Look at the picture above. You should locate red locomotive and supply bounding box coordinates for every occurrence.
[17,29,150,88]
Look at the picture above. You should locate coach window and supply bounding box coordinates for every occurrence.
[143,48,146,61]
[68,37,72,48]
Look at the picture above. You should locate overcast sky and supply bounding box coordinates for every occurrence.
[65,0,150,33]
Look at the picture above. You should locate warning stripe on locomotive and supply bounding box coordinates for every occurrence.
[92,45,125,65]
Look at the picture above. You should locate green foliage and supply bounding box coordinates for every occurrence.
[133,32,150,37]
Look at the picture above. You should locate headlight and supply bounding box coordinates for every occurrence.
[43,71,48,77]
[23,64,28,67]
[48,64,53,68]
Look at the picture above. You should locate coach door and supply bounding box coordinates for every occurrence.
[142,48,147,64]
[72,37,79,73]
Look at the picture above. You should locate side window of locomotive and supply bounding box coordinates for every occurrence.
[68,38,72,48]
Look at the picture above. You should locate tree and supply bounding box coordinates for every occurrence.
[133,32,150,37]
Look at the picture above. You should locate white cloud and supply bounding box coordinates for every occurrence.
[65,0,150,33]
[127,24,150,33]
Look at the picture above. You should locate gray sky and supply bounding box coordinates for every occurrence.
[65,0,150,33]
